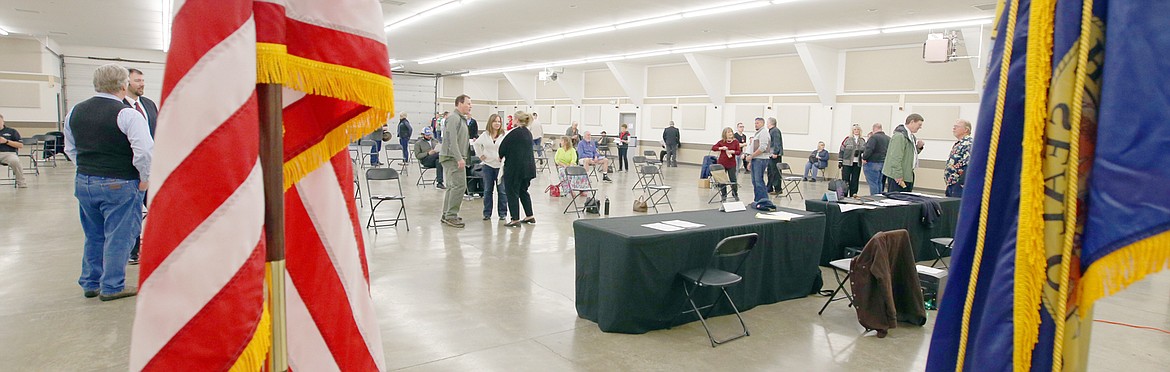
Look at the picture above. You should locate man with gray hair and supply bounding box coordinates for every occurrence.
[64,63,153,301]
[662,120,680,167]
[944,119,973,197]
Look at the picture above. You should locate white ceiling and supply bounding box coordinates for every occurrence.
[0,0,995,75]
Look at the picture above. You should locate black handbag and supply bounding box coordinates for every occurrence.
[584,197,601,214]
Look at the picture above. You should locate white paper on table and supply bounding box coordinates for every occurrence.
[642,222,685,232]
[661,220,705,229]
[837,204,879,213]
[905,192,945,199]
[755,211,804,221]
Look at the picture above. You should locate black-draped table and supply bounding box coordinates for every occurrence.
[574,208,825,334]
[804,196,961,266]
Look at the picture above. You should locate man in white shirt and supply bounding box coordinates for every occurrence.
[530,112,544,156]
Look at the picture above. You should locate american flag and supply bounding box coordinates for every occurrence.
[130,0,392,370]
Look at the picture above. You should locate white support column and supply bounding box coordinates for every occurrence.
[683,53,727,107]
[502,71,537,107]
[553,68,584,106]
[960,26,991,89]
[795,42,840,107]
[606,61,645,106]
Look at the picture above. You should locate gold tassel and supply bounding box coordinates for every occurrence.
[282,108,389,190]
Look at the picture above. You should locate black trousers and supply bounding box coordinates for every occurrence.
[886,176,915,193]
[617,147,629,170]
[766,157,781,192]
[841,164,862,197]
[421,153,444,182]
[505,176,534,221]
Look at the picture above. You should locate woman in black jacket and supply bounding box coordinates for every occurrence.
[498,111,538,227]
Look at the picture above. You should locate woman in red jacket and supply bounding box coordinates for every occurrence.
[710,127,742,201]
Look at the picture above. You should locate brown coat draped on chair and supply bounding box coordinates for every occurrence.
[850,229,927,335]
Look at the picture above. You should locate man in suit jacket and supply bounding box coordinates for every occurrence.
[124,68,158,137]
[662,121,681,167]
[125,68,157,265]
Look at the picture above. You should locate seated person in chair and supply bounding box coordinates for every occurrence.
[413,127,445,188]
[577,131,612,182]
[0,114,28,188]
[804,141,829,182]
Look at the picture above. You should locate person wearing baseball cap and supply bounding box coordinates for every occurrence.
[414,126,444,188]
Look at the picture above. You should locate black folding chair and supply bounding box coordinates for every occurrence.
[631,156,649,190]
[639,165,673,213]
[561,166,597,217]
[778,162,803,199]
[384,143,408,173]
[365,168,409,232]
[678,233,758,347]
[416,160,438,187]
[707,164,737,204]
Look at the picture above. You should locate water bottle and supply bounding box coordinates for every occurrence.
[604,197,610,216]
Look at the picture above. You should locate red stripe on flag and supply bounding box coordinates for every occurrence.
[285,186,380,371]
[280,95,365,161]
[161,0,253,102]
[253,1,286,46]
[142,242,266,371]
[139,94,260,280]
[329,152,371,281]
[282,18,391,79]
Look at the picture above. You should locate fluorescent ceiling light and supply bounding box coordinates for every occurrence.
[615,14,683,30]
[522,34,565,46]
[564,26,616,38]
[727,38,794,48]
[683,1,769,18]
[673,45,727,54]
[625,50,672,59]
[881,18,993,33]
[385,0,469,32]
[795,30,879,42]
[161,0,172,51]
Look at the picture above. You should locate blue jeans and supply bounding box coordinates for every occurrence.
[399,137,410,163]
[863,161,885,195]
[369,140,382,164]
[75,175,143,294]
[481,165,508,218]
[533,138,544,157]
[803,162,820,179]
[750,159,770,203]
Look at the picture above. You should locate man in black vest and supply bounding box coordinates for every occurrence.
[125,68,157,265]
[64,64,154,301]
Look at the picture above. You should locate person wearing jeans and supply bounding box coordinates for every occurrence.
[747,118,772,203]
[397,112,412,163]
[862,123,890,195]
[804,141,829,181]
[474,114,508,220]
[64,63,153,301]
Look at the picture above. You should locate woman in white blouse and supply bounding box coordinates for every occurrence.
[474,114,509,220]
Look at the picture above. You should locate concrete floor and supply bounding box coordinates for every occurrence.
[1,160,1167,371]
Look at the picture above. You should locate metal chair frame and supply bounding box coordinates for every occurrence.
[639,165,673,213]
[561,165,597,217]
[365,168,409,232]
[677,233,758,347]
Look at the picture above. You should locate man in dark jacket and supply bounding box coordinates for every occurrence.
[766,117,784,194]
[396,112,412,164]
[863,123,890,195]
[662,121,680,167]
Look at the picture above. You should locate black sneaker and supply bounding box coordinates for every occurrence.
[603,175,613,182]
[128,257,140,265]
[435,183,446,189]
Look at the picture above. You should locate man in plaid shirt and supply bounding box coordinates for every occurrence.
[944,119,974,197]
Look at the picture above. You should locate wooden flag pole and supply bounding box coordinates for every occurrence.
[258,83,289,372]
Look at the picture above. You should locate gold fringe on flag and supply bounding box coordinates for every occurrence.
[256,43,395,113]
[1014,0,1057,369]
[282,108,389,190]
[1079,231,1170,312]
[229,286,272,371]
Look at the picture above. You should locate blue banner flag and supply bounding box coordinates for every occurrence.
[927,0,1170,371]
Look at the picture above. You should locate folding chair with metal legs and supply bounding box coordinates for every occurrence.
[678,233,758,347]
[639,165,673,213]
[818,258,855,315]
[929,237,953,269]
[778,163,804,199]
[561,166,596,218]
[366,168,409,232]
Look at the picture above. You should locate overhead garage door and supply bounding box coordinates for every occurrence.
[390,74,438,135]
[63,57,164,113]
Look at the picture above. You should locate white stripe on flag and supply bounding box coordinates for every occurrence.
[129,163,266,371]
[297,162,387,370]
[285,273,343,372]
[149,17,257,202]
[281,0,387,45]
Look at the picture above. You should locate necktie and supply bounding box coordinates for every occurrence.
[134,101,146,118]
